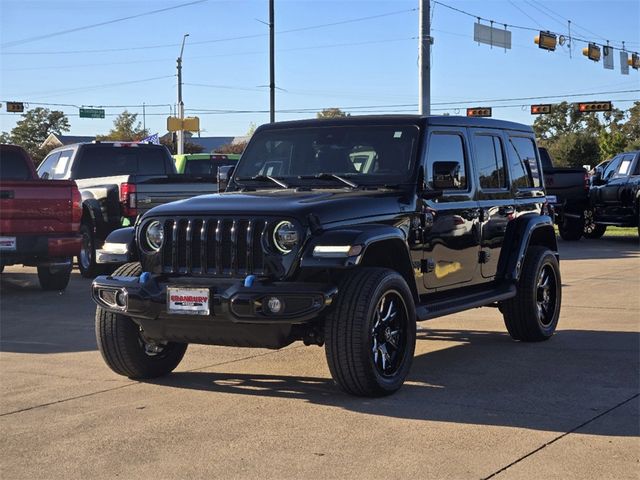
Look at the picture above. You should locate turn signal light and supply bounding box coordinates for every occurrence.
[531,104,552,115]
[577,101,612,113]
[583,43,601,62]
[466,107,492,117]
[534,31,557,51]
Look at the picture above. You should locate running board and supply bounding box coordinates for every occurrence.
[416,283,516,321]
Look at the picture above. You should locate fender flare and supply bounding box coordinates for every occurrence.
[497,214,558,283]
[102,226,138,261]
[299,224,418,300]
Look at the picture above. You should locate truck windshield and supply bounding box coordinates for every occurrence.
[73,145,170,179]
[234,125,419,186]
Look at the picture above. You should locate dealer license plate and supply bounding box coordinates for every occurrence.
[0,237,16,251]
[167,287,210,316]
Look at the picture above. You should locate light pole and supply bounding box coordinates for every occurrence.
[418,0,431,115]
[269,0,275,123]
[176,33,189,154]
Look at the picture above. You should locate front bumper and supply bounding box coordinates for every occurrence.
[92,274,337,325]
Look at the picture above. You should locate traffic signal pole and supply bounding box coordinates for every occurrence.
[269,0,275,123]
[418,0,431,115]
[176,33,189,155]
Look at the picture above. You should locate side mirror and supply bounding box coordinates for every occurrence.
[591,171,603,185]
[217,165,235,192]
[432,161,461,190]
[40,171,50,180]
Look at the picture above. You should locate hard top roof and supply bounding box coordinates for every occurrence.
[257,114,534,133]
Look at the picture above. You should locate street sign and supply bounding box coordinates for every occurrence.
[473,23,512,50]
[531,104,552,115]
[577,101,612,113]
[603,46,614,70]
[467,107,492,117]
[7,102,24,113]
[620,51,630,75]
[79,108,105,119]
[167,116,200,132]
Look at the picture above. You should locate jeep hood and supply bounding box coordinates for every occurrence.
[144,188,410,226]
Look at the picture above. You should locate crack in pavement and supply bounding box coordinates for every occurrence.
[481,392,640,480]
[0,347,302,417]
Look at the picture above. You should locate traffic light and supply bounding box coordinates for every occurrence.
[582,43,601,62]
[629,53,640,70]
[466,107,492,117]
[577,101,612,113]
[534,31,557,51]
[531,104,552,115]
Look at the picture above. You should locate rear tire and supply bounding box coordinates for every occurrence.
[325,268,416,397]
[558,216,583,241]
[95,262,187,379]
[78,222,99,278]
[501,246,561,342]
[583,209,606,239]
[37,262,72,290]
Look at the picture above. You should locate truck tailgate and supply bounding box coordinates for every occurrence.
[135,181,219,216]
[0,180,76,235]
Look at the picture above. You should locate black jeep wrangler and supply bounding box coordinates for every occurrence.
[92,116,561,397]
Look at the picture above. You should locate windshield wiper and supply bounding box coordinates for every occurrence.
[237,174,289,189]
[298,173,359,189]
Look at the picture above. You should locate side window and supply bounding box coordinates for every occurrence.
[474,134,507,189]
[51,150,72,179]
[507,136,541,189]
[615,154,635,177]
[602,156,622,180]
[426,132,468,190]
[37,152,61,179]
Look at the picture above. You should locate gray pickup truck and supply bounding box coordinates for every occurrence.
[38,142,220,277]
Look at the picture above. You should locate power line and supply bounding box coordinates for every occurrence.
[1,0,208,48]
[1,7,417,56]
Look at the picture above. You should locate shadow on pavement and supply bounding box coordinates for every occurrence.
[0,272,97,353]
[559,236,639,261]
[151,329,639,437]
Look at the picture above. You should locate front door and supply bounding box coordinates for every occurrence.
[422,128,480,291]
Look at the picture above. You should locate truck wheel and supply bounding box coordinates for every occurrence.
[95,262,187,379]
[501,246,561,342]
[325,268,416,397]
[79,223,99,278]
[583,209,606,239]
[37,263,72,291]
[557,216,583,241]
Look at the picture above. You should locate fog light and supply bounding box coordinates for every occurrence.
[115,291,127,308]
[265,296,283,314]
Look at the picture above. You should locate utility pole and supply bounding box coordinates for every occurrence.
[176,33,189,154]
[142,102,146,133]
[269,0,275,123]
[418,0,431,115]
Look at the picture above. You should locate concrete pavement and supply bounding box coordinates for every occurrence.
[1,236,638,479]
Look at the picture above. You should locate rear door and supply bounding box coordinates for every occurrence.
[469,129,512,279]
[422,127,480,291]
[504,134,546,221]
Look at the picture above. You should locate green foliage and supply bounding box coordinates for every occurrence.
[317,108,350,119]
[534,101,640,167]
[96,111,148,141]
[214,141,247,154]
[160,136,204,154]
[1,108,70,164]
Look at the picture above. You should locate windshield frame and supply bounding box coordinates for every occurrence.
[230,124,422,189]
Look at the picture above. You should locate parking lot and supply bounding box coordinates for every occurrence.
[1,236,638,479]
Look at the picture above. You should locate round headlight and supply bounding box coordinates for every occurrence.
[272,221,299,254]
[145,221,164,251]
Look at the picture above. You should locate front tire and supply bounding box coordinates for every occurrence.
[37,262,72,290]
[95,262,187,379]
[501,246,561,342]
[583,209,606,239]
[325,268,416,397]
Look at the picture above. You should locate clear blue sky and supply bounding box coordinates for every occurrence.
[1,0,639,138]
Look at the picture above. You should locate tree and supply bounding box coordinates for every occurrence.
[215,141,247,154]
[3,107,70,164]
[544,132,600,168]
[97,111,148,141]
[317,108,350,119]
[160,135,204,154]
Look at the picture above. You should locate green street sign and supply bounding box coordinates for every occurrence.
[79,108,105,119]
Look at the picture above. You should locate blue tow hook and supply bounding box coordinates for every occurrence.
[244,275,256,288]
[140,272,150,284]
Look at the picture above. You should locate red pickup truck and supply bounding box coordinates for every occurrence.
[0,144,82,290]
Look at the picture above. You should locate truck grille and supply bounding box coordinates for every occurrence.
[160,218,269,276]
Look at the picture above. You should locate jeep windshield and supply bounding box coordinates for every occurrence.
[234,125,419,188]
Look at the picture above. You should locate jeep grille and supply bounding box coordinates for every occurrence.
[160,218,269,276]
